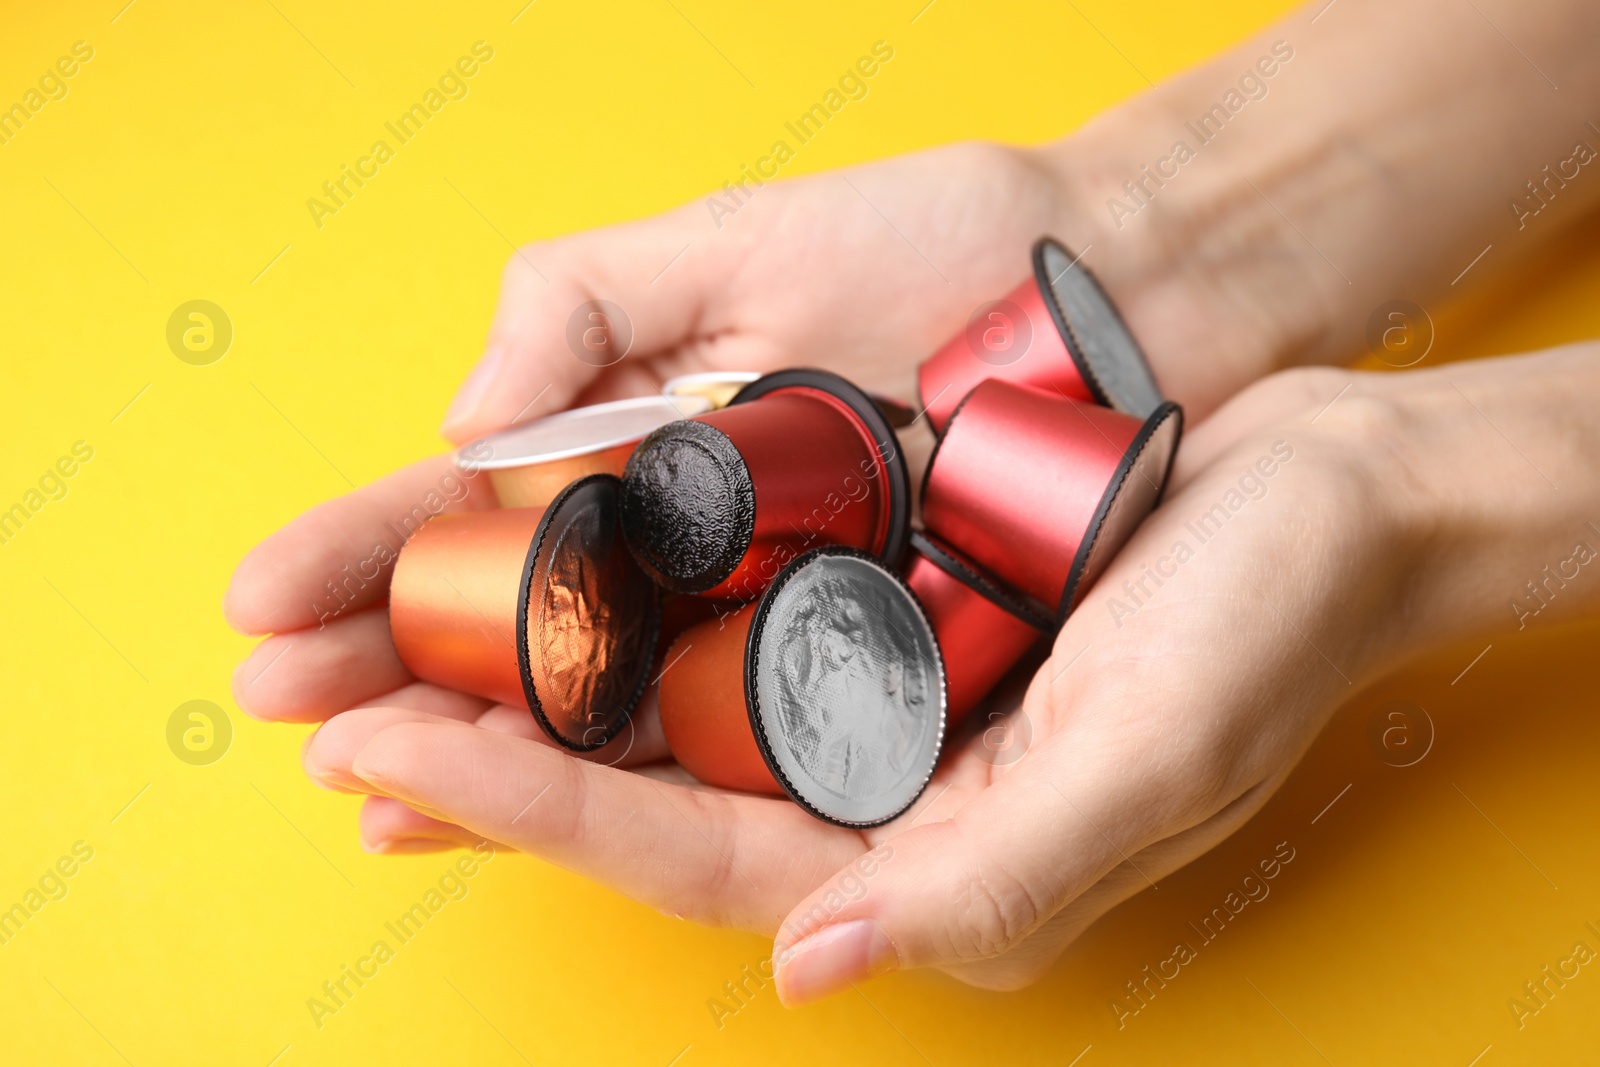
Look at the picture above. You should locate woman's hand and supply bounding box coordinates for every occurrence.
[278,343,1600,1003]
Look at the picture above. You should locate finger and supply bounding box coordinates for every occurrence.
[1170,366,1358,489]
[440,204,740,444]
[224,453,495,636]
[355,681,495,720]
[769,684,1223,1006]
[346,717,864,928]
[473,684,671,767]
[310,697,668,798]
[940,775,1281,992]
[298,691,493,795]
[358,795,503,854]
[233,607,410,723]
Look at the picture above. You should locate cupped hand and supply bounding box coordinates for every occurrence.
[268,356,1457,1004]
[223,140,1417,1003]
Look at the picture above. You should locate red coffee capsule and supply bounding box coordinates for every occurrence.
[620,369,910,601]
[921,380,1182,623]
[389,474,660,751]
[903,531,1050,727]
[658,547,946,827]
[917,236,1164,433]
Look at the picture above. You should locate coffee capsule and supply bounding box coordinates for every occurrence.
[456,394,710,509]
[903,531,1049,726]
[663,369,918,428]
[389,474,659,751]
[917,236,1164,433]
[921,380,1182,623]
[650,593,740,680]
[661,371,762,410]
[658,547,945,827]
[620,368,911,601]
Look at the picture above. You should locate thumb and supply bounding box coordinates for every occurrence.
[771,743,1185,1006]
[440,202,730,444]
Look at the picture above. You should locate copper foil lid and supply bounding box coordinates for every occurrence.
[518,475,660,749]
[746,548,945,827]
[455,394,710,508]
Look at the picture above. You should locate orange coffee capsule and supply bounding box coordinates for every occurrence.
[389,474,659,751]
[455,394,710,509]
[658,547,945,827]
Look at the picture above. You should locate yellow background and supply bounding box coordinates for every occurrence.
[3,1,1598,1063]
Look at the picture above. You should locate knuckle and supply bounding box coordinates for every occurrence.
[1248,365,1352,416]
[1311,390,1408,448]
[942,862,1047,962]
[948,944,1061,991]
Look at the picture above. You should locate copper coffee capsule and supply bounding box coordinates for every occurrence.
[917,236,1164,433]
[456,394,710,509]
[903,531,1050,727]
[658,547,945,827]
[922,380,1182,623]
[620,368,911,601]
[389,474,660,751]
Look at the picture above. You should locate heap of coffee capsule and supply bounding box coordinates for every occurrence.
[388,237,1182,828]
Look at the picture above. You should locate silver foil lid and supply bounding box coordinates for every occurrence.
[1037,238,1165,419]
[747,548,945,827]
[1060,402,1183,621]
[457,394,710,471]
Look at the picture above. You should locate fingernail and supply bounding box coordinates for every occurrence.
[303,732,363,792]
[775,920,898,1007]
[441,347,504,437]
[364,836,456,856]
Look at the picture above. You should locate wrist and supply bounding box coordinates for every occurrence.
[1317,347,1600,659]
[1027,66,1334,418]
